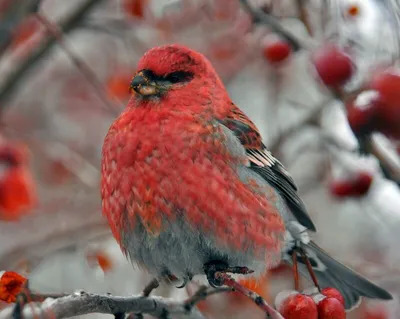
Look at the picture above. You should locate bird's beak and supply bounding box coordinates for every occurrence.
[130,72,160,97]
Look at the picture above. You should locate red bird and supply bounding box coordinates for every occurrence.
[101,44,392,309]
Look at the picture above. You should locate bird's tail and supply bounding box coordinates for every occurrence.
[284,240,393,310]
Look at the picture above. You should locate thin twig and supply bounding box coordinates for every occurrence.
[214,272,284,319]
[0,222,110,270]
[34,14,122,114]
[296,0,313,36]
[269,98,331,154]
[0,0,41,57]
[238,0,302,51]
[0,0,105,111]
[360,136,400,184]
[184,286,232,311]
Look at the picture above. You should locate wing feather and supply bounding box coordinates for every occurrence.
[219,103,317,232]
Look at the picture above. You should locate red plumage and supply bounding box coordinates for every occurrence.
[101,44,285,265]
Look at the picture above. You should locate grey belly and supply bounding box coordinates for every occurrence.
[121,216,268,280]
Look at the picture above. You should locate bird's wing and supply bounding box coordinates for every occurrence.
[219,102,317,232]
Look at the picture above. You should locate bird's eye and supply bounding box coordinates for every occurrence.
[164,71,193,84]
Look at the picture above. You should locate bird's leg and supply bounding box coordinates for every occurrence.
[142,277,160,297]
[203,260,254,288]
[292,250,300,291]
[299,248,321,292]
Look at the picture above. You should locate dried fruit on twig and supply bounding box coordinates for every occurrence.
[106,71,134,101]
[234,273,270,301]
[86,250,114,273]
[123,0,148,19]
[0,271,27,303]
[0,143,37,221]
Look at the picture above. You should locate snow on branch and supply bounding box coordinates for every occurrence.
[0,287,231,319]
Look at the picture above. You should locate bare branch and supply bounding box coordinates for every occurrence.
[0,222,110,270]
[361,136,400,184]
[295,0,313,36]
[0,0,105,111]
[238,0,302,51]
[0,288,231,319]
[0,0,41,56]
[269,98,332,154]
[34,14,121,114]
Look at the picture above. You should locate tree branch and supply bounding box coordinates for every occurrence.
[0,0,105,111]
[360,135,400,185]
[0,287,231,319]
[0,0,41,57]
[238,0,302,51]
[34,14,121,114]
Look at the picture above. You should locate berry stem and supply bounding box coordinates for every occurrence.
[299,249,321,292]
[292,251,300,291]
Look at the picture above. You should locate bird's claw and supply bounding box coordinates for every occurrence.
[175,273,193,289]
[203,261,254,288]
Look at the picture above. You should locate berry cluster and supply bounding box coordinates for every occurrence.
[275,288,346,319]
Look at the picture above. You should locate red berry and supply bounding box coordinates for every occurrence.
[317,297,346,319]
[123,0,148,19]
[346,4,361,17]
[106,71,134,101]
[321,288,345,307]
[277,293,318,319]
[346,90,379,136]
[369,68,400,139]
[263,38,291,63]
[313,44,354,88]
[330,172,373,198]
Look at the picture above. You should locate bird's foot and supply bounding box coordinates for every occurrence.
[203,260,254,288]
[176,273,193,289]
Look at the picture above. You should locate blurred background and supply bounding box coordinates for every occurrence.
[0,0,399,318]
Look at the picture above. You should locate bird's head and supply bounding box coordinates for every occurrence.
[128,44,228,112]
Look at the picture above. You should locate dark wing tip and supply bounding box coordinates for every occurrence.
[360,281,393,300]
[308,241,393,301]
